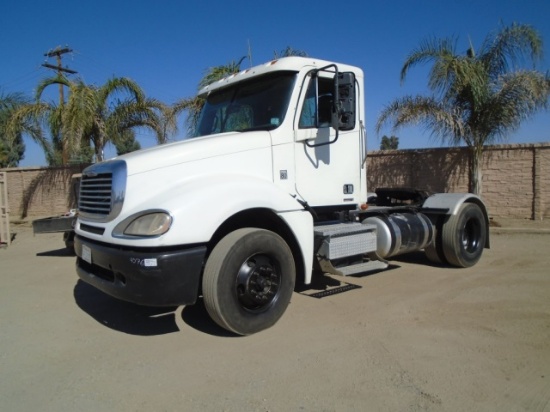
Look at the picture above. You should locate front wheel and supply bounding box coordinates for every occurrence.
[441,203,487,268]
[202,228,296,335]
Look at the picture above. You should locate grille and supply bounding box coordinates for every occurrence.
[78,160,127,222]
[79,173,113,216]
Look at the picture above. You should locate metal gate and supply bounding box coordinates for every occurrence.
[0,171,10,247]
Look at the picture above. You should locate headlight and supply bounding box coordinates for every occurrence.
[114,211,172,237]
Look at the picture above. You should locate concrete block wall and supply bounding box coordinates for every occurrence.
[536,146,550,219]
[367,148,470,193]
[2,143,548,222]
[367,143,550,220]
[2,165,86,221]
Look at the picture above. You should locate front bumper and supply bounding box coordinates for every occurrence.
[75,235,207,306]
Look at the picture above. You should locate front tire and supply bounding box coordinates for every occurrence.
[202,228,296,335]
[441,203,486,267]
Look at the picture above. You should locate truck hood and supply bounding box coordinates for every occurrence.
[116,131,272,176]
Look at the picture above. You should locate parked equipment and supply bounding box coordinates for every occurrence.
[74,57,489,335]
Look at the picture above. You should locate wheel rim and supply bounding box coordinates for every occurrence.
[235,254,281,312]
[462,217,481,253]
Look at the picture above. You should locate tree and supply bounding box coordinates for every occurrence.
[173,47,308,137]
[380,135,399,150]
[0,91,29,167]
[42,76,168,163]
[172,58,245,136]
[376,23,550,195]
[8,76,167,165]
[274,46,308,58]
[115,129,141,155]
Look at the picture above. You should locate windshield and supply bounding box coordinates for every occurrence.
[195,71,296,137]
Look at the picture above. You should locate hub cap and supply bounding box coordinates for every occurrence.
[236,254,281,312]
[462,218,481,253]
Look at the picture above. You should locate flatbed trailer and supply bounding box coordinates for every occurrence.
[32,212,77,251]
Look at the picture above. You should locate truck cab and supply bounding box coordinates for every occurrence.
[74,57,489,335]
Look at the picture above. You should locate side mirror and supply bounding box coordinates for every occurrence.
[305,66,356,147]
[335,72,356,131]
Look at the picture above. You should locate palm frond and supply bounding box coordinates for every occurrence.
[377,95,467,146]
[480,22,544,78]
[199,61,243,90]
[400,36,456,85]
[35,75,70,101]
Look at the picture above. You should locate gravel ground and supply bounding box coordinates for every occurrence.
[1,222,549,411]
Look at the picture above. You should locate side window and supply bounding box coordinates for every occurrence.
[298,76,334,129]
[298,79,317,128]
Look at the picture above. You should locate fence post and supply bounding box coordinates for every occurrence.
[533,146,541,220]
[0,171,10,247]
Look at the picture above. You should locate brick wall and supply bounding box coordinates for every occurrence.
[2,143,549,222]
[2,165,87,221]
[367,143,550,220]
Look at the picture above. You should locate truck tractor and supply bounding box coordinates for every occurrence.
[74,57,489,335]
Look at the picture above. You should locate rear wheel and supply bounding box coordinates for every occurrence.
[202,228,296,335]
[441,203,486,267]
[424,218,446,264]
[424,240,443,264]
[63,231,75,253]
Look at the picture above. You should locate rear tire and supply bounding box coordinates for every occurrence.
[202,228,296,335]
[424,218,446,264]
[424,240,443,264]
[441,203,486,268]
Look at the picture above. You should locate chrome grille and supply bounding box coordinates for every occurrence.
[79,173,112,215]
[78,160,127,222]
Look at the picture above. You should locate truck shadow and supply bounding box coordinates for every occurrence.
[180,300,237,337]
[389,251,449,267]
[73,280,235,337]
[296,265,401,297]
[37,248,75,257]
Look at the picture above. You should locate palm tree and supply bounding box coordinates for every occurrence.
[172,47,308,137]
[36,76,168,163]
[0,91,29,167]
[274,46,308,58]
[376,23,550,195]
[9,76,168,165]
[1,90,52,166]
[171,58,245,137]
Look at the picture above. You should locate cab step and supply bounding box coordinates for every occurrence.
[319,259,388,276]
[314,222,388,276]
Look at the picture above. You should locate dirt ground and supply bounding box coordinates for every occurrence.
[1,222,549,411]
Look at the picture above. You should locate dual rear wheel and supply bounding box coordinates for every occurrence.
[425,202,487,268]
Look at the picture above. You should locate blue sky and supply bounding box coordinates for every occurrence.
[2,0,549,166]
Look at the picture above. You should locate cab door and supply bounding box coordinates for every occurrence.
[293,71,364,208]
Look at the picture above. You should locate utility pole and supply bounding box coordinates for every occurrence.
[42,46,77,165]
[42,46,77,105]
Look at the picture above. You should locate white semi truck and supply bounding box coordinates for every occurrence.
[75,57,489,335]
